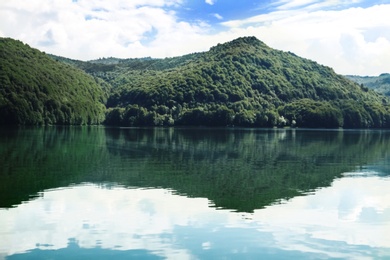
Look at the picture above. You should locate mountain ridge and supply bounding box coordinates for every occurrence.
[346,73,390,96]
[2,36,390,128]
[94,36,390,128]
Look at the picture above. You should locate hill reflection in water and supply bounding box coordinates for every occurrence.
[0,127,389,212]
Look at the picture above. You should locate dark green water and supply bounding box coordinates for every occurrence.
[1,127,389,259]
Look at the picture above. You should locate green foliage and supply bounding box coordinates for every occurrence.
[346,73,390,96]
[3,36,390,128]
[83,36,390,128]
[279,99,343,128]
[0,38,107,125]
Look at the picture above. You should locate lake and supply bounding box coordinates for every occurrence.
[0,127,389,259]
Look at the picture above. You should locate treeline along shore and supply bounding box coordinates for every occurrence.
[1,36,390,128]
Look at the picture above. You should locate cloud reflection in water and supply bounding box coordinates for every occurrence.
[1,176,390,259]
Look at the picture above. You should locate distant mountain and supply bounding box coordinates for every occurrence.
[346,74,390,96]
[2,36,390,128]
[82,37,390,128]
[0,38,107,125]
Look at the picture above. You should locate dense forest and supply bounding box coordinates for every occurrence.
[346,73,390,96]
[2,36,390,128]
[0,38,107,125]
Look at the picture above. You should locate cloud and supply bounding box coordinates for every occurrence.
[220,4,390,76]
[271,0,322,10]
[0,0,204,59]
[213,13,223,20]
[270,0,363,11]
[0,0,389,75]
[205,0,216,5]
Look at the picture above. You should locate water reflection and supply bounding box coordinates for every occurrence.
[1,127,390,258]
[2,127,390,212]
[1,175,389,259]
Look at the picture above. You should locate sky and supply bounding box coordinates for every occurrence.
[1,0,389,76]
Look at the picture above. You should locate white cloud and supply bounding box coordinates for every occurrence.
[0,0,203,60]
[213,13,223,20]
[220,4,390,76]
[205,0,216,5]
[0,0,389,75]
[271,0,322,10]
[270,0,364,11]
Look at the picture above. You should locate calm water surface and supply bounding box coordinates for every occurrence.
[0,127,389,259]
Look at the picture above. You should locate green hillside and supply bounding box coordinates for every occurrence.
[2,36,390,128]
[83,37,390,128]
[346,73,390,96]
[0,38,107,125]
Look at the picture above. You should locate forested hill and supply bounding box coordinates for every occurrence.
[2,36,390,128]
[346,74,390,96]
[85,36,390,128]
[0,38,107,125]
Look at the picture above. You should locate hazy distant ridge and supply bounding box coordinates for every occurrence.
[346,74,390,96]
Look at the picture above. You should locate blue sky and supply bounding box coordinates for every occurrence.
[1,0,389,75]
[177,0,264,23]
[178,0,373,23]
